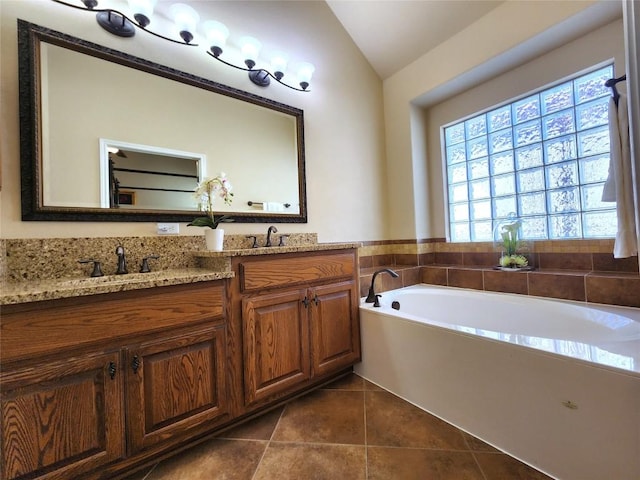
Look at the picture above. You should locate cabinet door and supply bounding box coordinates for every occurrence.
[126,325,228,453]
[242,289,311,406]
[310,280,361,376]
[0,352,125,480]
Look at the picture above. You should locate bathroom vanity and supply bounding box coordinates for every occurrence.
[0,243,360,480]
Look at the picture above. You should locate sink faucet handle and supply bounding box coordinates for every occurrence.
[278,234,290,247]
[78,259,104,277]
[246,235,259,248]
[139,255,160,273]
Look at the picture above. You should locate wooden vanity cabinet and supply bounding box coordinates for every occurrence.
[233,249,360,409]
[0,281,228,480]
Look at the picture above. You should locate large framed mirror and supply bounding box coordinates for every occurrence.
[18,20,307,223]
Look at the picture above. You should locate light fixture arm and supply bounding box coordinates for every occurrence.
[52,0,313,92]
[206,51,310,92]
[52,0,199,46]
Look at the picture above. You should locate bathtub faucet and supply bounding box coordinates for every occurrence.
[365,268,399,303]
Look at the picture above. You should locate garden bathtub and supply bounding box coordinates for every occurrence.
[355,284,640,480]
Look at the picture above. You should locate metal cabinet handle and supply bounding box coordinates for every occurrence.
[313,294,319,306]
[132,355,140,374]
[108,361,117,380]
[302,296,310,308]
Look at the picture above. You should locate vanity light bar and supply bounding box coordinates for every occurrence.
[52,0,314,92]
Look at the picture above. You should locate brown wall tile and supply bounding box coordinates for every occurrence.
[483,270,528,295]
[359,274,372,297]
[395,254,419,266]
[421,267,447,286]
[378,270,404,293]
[419,252,435,265]
[400,267,421,287]
[537,252,592,271]
[528,272,586,301]
[373,254,394,267]
[463,252,498,267]
[434,252,463,266]
[448,268,483,290]
[585,274,640,307]
[359,255,373,269]
[592,254,639,273]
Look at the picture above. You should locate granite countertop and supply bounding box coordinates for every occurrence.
[1,269,234,306]
[1,242,361,306]
[193,242,361,257]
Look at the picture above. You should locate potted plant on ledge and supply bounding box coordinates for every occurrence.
[189,173,234,251]
[495,216,532,271]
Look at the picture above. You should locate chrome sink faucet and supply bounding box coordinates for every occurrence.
[365,268,399,303]
[265,225,278,247]
[115,245,128,274]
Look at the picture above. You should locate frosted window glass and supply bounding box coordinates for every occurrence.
[519,192,547,216]
[576,97,609,130]
[488,105,511,132]
[471,200,491,220]
[517,168,545,193]
[513,95,540,124]
[515,144,543,170]
[543,109,575,139]
[548,187,580,213]
[443,64,615,242]
[578,126,610,157]
[470,179,491,199]
[471,221,493,241]
[467,136,488,160]
[582,210,617,237]
[489,129,513,154]
[448,164,467,184]
[580,154,610,184]
[541,82,573,115]
[492,174,515,196]
[544,135,577,164]
[468,158,489,179]
[514,119,542,147]
[445,123,465,145]
[549,213,582,239]
[465,115,487,139]
[490,152,514,175]
[546,161,578,189]
[493,196,517,218]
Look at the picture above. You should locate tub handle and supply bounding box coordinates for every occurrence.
[373,295,382,307]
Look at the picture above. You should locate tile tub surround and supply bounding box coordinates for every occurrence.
[122,373,551,480]
[358,239,640,308]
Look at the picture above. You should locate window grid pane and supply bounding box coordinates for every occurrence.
[444,64,615,242]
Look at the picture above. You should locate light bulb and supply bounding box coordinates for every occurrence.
[297,62,315,90]
[203,20,229,56]
[240,36,262,69]
[169,3,200,43]
[270,51,288,80]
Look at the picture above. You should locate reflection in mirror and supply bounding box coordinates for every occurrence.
[19,20,307,223]
[98,140,204,211]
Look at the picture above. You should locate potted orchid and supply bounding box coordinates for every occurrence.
[189,173,234,250]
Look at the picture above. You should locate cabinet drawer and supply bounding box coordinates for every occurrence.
[239,252,355,292]
[1,282,225,362]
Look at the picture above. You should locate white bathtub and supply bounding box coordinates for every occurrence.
[355,284,640,480]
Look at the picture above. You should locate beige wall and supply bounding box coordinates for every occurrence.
[0,0,628,245]
[383,0,623,240]
[0,0,387,242]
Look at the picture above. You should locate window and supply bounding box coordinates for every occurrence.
[443,64,616,242]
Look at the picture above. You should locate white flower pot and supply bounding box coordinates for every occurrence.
[205,228,224,251]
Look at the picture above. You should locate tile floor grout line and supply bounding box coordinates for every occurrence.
[249,404,288,480]
[363,388,369,480]
[470,450,490,480]
[139,461,158,480]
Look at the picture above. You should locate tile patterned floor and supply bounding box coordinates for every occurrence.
[124,374,553,480]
